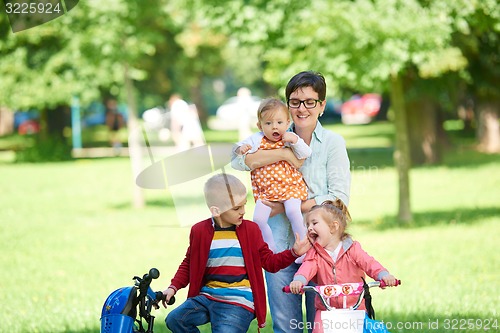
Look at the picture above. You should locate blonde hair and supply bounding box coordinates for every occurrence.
[257,98,288,122]
[305,199,352,240]
[204,173,247,212]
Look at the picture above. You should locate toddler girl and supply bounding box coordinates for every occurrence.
[288,199,397,332]
[234,98,311,257]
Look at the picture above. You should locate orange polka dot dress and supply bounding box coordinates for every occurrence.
[251,136,308,202]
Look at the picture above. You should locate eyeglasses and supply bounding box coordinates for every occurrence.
[287,99,323,109]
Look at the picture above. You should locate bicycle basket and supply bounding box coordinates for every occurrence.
[100,286,138,333]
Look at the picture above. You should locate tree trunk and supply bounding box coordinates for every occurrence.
[436,106,452,152]
[17,105,72,162]
[124,63,145,209]
[190,78,207,128]
[406,98,441,165]
[390,73,412,224]
[48,105,70,136]
[476,100,500,153]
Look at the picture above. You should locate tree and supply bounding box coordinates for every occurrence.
[452,0,500,153]
[403,70,462,165]
[201,0,472,223]
[0,0,173,206]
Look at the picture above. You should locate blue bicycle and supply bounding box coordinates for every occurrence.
[100,268,175,333]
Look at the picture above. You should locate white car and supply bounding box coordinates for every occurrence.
[209,96,261,130]
[142,107,170,130]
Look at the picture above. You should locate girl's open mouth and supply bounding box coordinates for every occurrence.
[308,231,318,242]
[272,132,281,139]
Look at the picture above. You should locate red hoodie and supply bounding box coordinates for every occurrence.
[168,218,298,329]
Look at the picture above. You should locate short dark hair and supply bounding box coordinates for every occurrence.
[285,71,327,101]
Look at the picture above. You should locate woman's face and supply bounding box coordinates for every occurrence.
[288,86,326,130]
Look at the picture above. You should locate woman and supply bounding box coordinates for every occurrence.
[231,71,351,333]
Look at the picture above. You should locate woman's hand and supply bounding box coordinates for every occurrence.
[261,200,285,217]
[282,147,304,169]
[300,199,317,213]
[262,198,315,217]
[245,147,304,170]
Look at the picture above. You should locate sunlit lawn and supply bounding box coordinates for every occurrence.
[0,122,499,332]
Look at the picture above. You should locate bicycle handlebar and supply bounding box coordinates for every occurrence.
[147,268,160,280]
[136,268,160,288]
[154,291,176,305]
[282,279,401,294]
[282,279,400,311]
[135,268,176,306]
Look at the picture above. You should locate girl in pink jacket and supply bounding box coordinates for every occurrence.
[288,199,397,333]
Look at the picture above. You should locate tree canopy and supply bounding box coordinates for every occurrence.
[1,0,498,219]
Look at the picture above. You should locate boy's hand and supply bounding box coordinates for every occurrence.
[282,132,298,144]
[381,274,397,288]
[290,280,304,294]
[237,144,252,155]
[292,232,312,256]
[161,287,176,308]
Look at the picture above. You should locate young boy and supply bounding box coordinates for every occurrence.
[161,173,311,332]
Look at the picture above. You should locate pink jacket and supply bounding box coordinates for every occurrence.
[294,237,389,311]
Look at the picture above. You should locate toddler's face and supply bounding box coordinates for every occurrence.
[258,108,290,142]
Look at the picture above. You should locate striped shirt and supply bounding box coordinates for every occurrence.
[200,225,254,312]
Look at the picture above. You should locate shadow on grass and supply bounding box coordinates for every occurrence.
[146,198,176,207]
[46,311,498,333]
[348,145,500,171]
[358,206,500,230]
[53,322,191,333]
[441,148,500,169]
[348,147,394,169]
[113,196,176,209]
[55,329,98,333]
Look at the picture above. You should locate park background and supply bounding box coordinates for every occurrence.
[1,1,499,332]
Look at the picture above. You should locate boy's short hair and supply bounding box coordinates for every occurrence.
[204,173,247,212]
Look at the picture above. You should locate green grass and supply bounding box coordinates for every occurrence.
[1,122,499,333]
